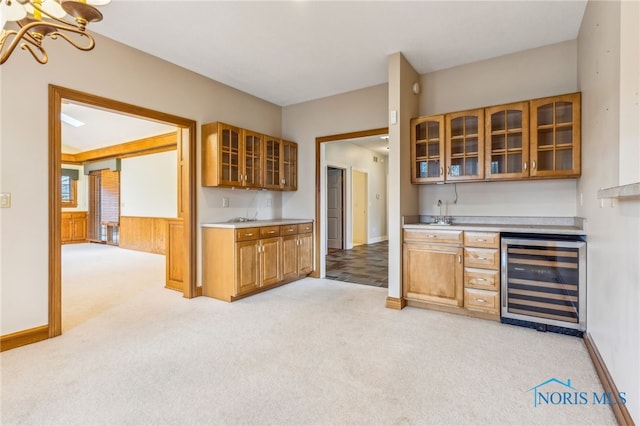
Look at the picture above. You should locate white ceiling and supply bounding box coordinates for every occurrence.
[61,102,176,153]
[92,0,588,107]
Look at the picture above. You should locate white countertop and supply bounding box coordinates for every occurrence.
[403,216,585,236]
[201,219,313,229]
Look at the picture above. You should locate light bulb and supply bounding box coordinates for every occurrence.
[1,0,28,23]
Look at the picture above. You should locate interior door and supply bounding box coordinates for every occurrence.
[352,170,367,245]
[327,167,344,250]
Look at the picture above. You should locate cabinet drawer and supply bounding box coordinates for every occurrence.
[235,227,260,241]
[404,229,463,244]
[464,231,499,249]
[260,226,280,238]
[297,223,313,234]
[464,267,499,291]
[464,288,499,313]
[280,224,298,235]
[464,247,499,269]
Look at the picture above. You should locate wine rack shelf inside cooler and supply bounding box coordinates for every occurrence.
[501,236,586,331]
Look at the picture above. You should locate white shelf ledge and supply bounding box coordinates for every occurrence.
[597,182,640,199]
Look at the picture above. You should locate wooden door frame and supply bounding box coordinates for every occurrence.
[351,168,368,245]
[48,85,197,338]
[314,127,387,278]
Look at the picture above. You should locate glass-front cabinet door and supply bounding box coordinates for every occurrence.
[281,141,297,190]
[263,136,282,190]
[411,115,445,183]
[446,109,484,181]
[218,123,242,186]
[242,130,263,188]
[485,102,529,180]
[530,93,581,177]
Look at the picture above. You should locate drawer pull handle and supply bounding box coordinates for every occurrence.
[476,298,486,303]
[268,231,275,234]
[477,257,487,261]
[476,239,486,242]
[476,278,486,282]
[427,235,437,239]
[245,233,253,236]
[458,255,462,263]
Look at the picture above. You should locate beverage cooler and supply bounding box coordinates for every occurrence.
[501,234,586,336]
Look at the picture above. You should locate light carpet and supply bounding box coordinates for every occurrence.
[0,244,616,425]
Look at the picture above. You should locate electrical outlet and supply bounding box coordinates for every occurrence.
[222,197,229,208]
[265,198,272,207]
[0,193,11,208]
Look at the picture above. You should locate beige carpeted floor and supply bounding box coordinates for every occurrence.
[0,244,616,425]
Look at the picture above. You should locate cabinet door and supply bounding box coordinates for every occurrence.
[218,123,242,186]
[72,215,87,241]
[446,109,484,181]
[485,102,529,180]
[530,93,581,177]
[281,141,297,190]
[411,115,445,183]
[281,235,299,281]
[297,233,313,276]
[242,130,263,188]
[263,136,282,190]
[260,237,281,286]
[61,215,72,243]
[236,240,260,295]
[403,242,463,306]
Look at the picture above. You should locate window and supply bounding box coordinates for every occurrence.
[61,169,78,208]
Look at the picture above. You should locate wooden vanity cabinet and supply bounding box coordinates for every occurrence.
[463,231,500,318]
[61,212,87,244]
[203,222,312,302]
[411,115,445,183]
[403,229,463,307]
[530,93,581,178]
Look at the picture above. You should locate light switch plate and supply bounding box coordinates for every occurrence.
[0,193,11,208]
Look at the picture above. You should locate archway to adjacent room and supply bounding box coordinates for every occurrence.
[315,127,388,286]
[48,85,197,338]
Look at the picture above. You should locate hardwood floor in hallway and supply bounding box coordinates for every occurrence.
[325,240,388,288]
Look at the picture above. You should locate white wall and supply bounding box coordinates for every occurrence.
[325,142,388,245]
[0,33,282,335]
[61,164,88,212]
[418,40,579,218]
[120,151,178,218]
[577,1,639,422]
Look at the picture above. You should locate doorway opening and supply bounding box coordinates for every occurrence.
[49,85,197,338]
[316,128,389,288]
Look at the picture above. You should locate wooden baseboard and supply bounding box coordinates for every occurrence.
[1,325,49,352]
[385,296,406,310]
[584,332,635,426]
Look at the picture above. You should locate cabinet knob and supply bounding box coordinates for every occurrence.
[532,160,537,170]
[447,166,451,176]
[523,162,528,171]
[440,167,443,176]
[458,255,462,263]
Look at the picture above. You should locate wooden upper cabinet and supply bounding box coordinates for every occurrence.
[281,141,298,190]
[242,129,263,188]
[530,93,581,177]
[263,136,282,190]
[446,109,484,181]
[485,102,530,180]
[202,122,242,187]
[411,115,445,183]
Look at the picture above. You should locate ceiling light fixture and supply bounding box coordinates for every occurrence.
[0,0,110,65]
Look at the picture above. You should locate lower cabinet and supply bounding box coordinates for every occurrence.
[402,228,500,320]
[203,222,312,302]
[61,212,87,244]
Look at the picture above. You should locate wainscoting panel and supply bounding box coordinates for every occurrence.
[119,216,172,254]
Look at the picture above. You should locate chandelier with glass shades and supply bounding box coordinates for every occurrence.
[0,0,110,65]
